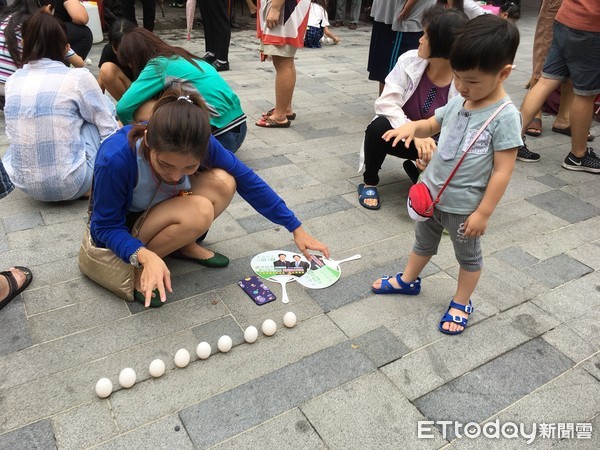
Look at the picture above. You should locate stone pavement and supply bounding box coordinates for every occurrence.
[1,2,599,449]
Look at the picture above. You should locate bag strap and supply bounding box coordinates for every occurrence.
[86,179,161,239]
[431,101,513,206]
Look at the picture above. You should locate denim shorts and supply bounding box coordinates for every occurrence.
[542,21,600,96]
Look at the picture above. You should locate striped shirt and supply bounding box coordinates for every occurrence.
[2,59,118,202]
[0,15,22,85]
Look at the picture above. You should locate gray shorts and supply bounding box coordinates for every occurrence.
[413,210,483,272]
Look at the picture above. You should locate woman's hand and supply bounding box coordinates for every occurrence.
[266,3,282,29]
[382,122,417,148]
[413,137,436,165]
[137,248,172,307]
[292,226,330,260]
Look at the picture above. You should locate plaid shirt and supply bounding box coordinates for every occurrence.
[2,59,117,201]
[0,160,14,199]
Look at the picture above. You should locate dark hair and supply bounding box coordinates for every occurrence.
[450,14,519,74]
[421,6,468,59]
[21,10,67,64]
[278,253,286,257]
[500,0,520,20]
[108,18,136,52]
[312,0,328,8]
[118,28,202,79]
[128,86,212,164]
[436,0,464,10]
[0,0,55,66]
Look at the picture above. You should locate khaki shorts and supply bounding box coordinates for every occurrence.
[261,43,297,58]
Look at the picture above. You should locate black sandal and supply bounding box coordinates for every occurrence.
[0,266,33,311]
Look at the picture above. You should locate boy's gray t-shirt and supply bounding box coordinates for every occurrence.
[420,95,523,215]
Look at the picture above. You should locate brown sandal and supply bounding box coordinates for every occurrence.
[0,267,33,310]
[255,116,291,128]
[525,117,542,137]
[262,108,296,121]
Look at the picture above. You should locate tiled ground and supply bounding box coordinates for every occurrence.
[0,2,599,449]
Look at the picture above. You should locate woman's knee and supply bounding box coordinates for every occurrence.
[210,168,237,198]
[185,196,215,232]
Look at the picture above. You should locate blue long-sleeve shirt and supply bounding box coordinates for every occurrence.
[90,126,301,263]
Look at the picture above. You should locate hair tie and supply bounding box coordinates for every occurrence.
[177,95,193,104]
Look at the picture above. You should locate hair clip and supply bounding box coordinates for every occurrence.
[177,95,193,104]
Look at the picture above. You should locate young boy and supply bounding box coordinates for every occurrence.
[371,14,523,335]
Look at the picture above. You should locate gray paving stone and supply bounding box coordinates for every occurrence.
[91,415,194,450]
[191,315,244,352]
[2,211,44,232]
[536,174,569,189]
[243,155,294,171]
[216,281,323,330]
[301,371,447,450]
[542,308,600,363]
[351,326,410,368]
[52,401,118,450]
[451,368,600,449]
[0,225,7,253]
[0,296,32,356]
[307,257,439,312]
[526,190,600,224]
[0,420,56,450]
[524,254,593,289]
[580,354,600,383]
[108,315,346,432]
[29,295,131,344]
[209,409,326,450]
[414,339,574,439]
[566,242,600,271]
[493,246,540,270]
[533,270,600,324]
[382,302,561,401]
[179,341,375,448]
[0,292,229,391]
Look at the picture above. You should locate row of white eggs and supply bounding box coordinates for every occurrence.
[96,312,297,398]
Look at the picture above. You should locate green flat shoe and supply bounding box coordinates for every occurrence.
[170,251,230,268]
[133,289,164,308]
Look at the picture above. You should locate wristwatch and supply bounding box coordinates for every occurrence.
[129,247,143,268]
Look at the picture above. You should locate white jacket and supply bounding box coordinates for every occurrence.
[358,50,459,171]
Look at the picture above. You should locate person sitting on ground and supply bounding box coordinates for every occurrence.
[0,0,55,103]
[2,12,118,202]
[371,14,522,335]
[90,87,329,307]
[97,18,136,101]
[116,28,247,153]
[358,6,468,210]
[53,0,93,59]
[304,0,340,48]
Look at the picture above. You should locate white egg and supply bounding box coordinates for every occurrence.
[149,359,166,378]
[196,342,211,359]
[244,326,258,344]
[283,311,297,328]
[174,348,191,368]
[95,377,113,398]
[118,368,136,389]
[262,319,277,336]
[218,335,233,353]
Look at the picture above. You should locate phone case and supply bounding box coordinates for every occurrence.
[238,276,276,305]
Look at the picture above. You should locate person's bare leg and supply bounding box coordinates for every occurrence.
[271,55,296,121]
[569,94,595,158]
[524,77,543,135]
[441,268,480,333]
[552,80,574,129]
[372,252,431,289]
[378,82,384,96]
[98,63,132,101]
[520,77,562,136]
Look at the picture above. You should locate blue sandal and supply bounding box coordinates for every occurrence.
[372,272,421,295]
[438,299,473,335]
[357,184,380,210]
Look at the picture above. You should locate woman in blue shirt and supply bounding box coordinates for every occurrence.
[90,87,329,307]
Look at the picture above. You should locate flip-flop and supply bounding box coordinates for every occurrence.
[551,126,595,142]
[525,117,542,137]
[0,266,33,311]
[357,183,380,210]
[262,108,296,121]
[255,117,291,128]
